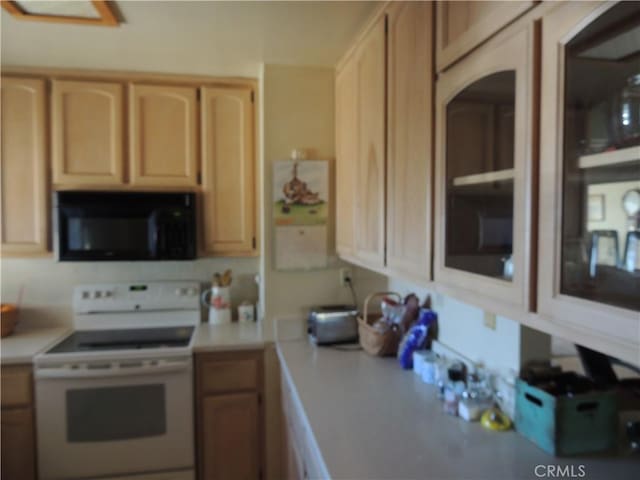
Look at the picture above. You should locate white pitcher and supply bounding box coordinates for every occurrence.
[201,286,231,324]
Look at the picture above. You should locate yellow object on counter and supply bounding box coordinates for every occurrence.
[481,408,512,431]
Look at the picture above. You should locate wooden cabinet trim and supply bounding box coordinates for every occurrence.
[2,67,257,91]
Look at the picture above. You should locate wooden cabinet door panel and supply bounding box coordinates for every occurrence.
[0,365,33,408]
[386,1,433,282]
[130,84,198,186]
[52,80,123,185]
[1,407,36,480]
[201,87,255,255]
[335,56,358,258]
[537,1,639,359]
[201,393,259,480]
[434,23,535,311]
[354,17,386,268]
[0,77,48,255]
[436,1,534,71]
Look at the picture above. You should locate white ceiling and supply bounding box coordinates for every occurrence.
[1,1,376,77]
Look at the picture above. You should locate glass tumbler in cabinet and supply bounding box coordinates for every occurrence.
[434,23,536,314]
[538,1,640,363]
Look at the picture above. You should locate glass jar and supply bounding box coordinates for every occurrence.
[443,365,466,416]
[611,73,640,148]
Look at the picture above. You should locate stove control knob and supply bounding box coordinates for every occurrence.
[104,290,113,298]
[81,291,90,300]
[94,291,102,299]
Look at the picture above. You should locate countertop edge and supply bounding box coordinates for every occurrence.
[1,327,72,365]
[277,341,332,480]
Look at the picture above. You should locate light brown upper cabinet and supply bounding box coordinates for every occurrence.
[129,84,198,187]
[353,15,386,269]
[434,21,536,312]
[51,80,124,186]
[1,77,48,255]
[335,54,358,258]
[200,86,256,256]
[335,2,433,280]
[386,1,433,283]
[436,1,535,72]
[538,1,640,358]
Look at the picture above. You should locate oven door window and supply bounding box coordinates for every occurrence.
[66,384,166,442]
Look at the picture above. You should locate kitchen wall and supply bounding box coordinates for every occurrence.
[387,276,551,373]
[260,63,386,339]
[1,257,260,327]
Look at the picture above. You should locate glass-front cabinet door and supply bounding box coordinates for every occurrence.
[539,1,640,361]
[434,23,535,313]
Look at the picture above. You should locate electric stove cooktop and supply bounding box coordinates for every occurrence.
[45,326,195,354]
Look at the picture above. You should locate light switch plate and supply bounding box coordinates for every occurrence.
[483,311,497,330]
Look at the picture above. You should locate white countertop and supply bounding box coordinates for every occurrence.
[192,322,265,352]
[0,325,71,365]
[0,321,264,365]
[277,340,640,480]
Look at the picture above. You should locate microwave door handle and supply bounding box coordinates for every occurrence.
[35,359,191,380]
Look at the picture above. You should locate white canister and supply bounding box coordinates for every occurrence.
[201,286,232,325]
[237,301,255,323]
[420,352,438,385]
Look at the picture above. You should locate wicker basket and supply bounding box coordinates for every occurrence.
[1,304,19,338]
[358,292,403,357]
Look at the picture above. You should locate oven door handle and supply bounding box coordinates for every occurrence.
[35,359,191,380]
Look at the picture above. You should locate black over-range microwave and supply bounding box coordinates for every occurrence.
[54,191,196,261]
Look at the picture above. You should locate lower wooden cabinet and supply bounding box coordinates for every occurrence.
[1,407,36,480]
[1,365,36,480]
[202,393,260,480]
[195,350,263,480]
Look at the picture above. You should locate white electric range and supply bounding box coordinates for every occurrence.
[34,281,200,480]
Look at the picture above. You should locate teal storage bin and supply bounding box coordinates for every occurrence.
[515,378,618,456]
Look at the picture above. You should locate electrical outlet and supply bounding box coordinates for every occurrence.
[339,267,353,287]
[483,311,497,330]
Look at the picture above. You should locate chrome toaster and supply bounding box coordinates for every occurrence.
[307,305,359,345]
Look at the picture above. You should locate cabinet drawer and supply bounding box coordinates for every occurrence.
[1,366,32,408]
[197,351,262,394]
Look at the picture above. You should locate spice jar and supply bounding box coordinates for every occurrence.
[443,364,466,416]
